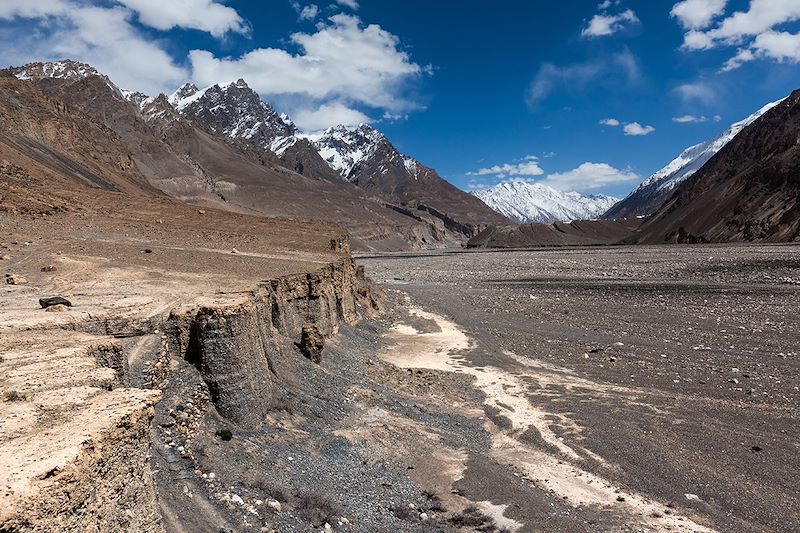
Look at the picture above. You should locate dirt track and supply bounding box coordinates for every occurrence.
[362,244,800,533]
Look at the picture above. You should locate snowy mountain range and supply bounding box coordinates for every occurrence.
[471,180,619,224]
[604,97,785,219]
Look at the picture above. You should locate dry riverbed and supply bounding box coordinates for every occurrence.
[361,244,800,533]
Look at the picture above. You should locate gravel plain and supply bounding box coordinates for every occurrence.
[360,244,800,533]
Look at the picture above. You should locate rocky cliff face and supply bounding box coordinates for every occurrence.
[169,257,378,428]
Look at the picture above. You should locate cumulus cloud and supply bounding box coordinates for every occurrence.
[582,9,639,38]
[675,0,800,70]
[467,157,545,180]
[527,50,640,108]
[188,14,425,128]
[672,114,708,123]
[116,0,248,36]
[623,122,656,136]
[670,0,727,30]
[292,102,371,130]
[543,162,640,190]
[0,1,194,94]
[600,118,655,134]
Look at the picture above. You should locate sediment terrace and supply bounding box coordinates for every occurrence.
[0,188,377,531]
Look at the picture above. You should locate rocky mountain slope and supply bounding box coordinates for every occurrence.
[304,124,509,233]
[605,98,784,219]
[165,77,509,237]
[5,61,469,250]
[168,80,340,182]
[471,180,618,223]
[633,89,800,243]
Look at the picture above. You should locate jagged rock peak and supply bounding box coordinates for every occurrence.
[168,78,298,155]
[13,59,101,82]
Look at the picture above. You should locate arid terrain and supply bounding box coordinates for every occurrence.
[360,244,800,532]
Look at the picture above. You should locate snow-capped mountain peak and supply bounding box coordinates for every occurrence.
[168,79,298,155]
[472,180,619,224]
[605,96,786,219]
[13,60,101,82]
[301,123,388,179]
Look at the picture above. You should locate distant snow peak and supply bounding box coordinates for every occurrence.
[472,180,619,224]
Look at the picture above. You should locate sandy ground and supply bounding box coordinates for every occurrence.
[362,244,800,533]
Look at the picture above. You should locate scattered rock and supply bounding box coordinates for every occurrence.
[298,323,325,364]
[0,255,10,260]
[39,296,72,309]
[6,274,27,285]
[40,265,56,272]
[266,499,282,513]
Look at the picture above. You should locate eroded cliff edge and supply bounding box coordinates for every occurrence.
[0,185,380,532]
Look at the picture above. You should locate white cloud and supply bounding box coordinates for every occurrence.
[292,102,371,130]
[582,9,639,38]
[297,4,319,20]
[672,114,708,123]
[188,14,424,126]
[713,114,723,122]
[675,81,716,103]
[676,0,800,70]
[600,118,620,126]
[544,162,639,190]
[467,158,545,180]
[623,122,656,136]
[723,30,800,70]
[527,50,640,107]
[116,0,248,37]
[670,0,727,30]
[336,0,359,10]
[0,2,189,95]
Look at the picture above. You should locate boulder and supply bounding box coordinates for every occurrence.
[298,323,324,364]
[39,296,72,309]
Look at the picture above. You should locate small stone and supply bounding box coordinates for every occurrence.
[40,265,56,272]
[216,428,233,441]
[684,493,700,501]
[324,524,332,531]
[751,445,762,452]
[144,249,153,254]
[39,296,72,309]
[45,304,70,313]
[0,255,10,260]
[231,248,239,254]
[266,499,281,513]
[609,356,617,362]
[419,512,429,521]
[6,275,27,285]
[197,209,206,215]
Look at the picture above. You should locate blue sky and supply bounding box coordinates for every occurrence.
[2,1,800,197]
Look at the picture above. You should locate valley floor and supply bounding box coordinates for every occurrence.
[361,244,800,532]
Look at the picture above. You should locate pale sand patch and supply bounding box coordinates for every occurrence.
[381,305,717,533]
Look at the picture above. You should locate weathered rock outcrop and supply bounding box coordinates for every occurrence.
[169,258,377,428]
